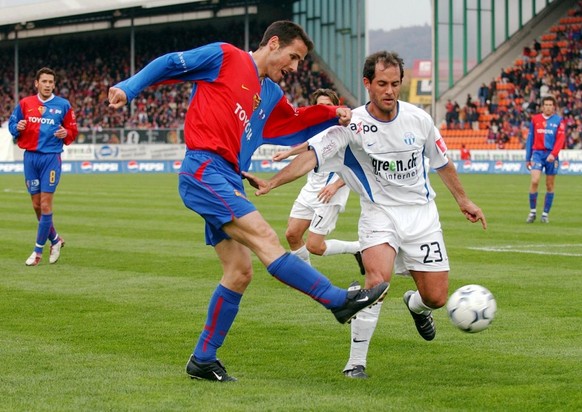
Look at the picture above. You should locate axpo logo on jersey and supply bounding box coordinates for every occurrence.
[349,121,378,134]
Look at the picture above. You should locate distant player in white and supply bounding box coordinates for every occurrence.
[244,51,487,379]
[273,89,364,274]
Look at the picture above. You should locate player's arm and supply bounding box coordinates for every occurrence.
[272,142,309,161]
[525,121,534,166]
[262,97,351,146]
[61,106,78,145]
[108,44,223,108]
[436,162,487,230]
[8,105,24,140]
[550,120,567,159]
[318,177,346,203]
[243,150,318,196]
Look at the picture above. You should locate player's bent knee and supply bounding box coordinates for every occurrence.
[422,294,447,309]
[285,230,303,246]
[306,242,325,256]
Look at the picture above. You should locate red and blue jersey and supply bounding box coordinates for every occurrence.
[9,94,77,153]
[239,77,340,172]
[525,113,566,161]
[115,42,341,172]
[115,42,262,170]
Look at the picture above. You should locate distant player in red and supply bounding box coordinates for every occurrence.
[525,95,566,223]
[460,144,471,160]
[8,67,78,266]
[108,20,388,382]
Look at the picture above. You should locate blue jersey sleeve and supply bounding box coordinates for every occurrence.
[525,122,534,161]
[115,42,225,102]
[8,105,23,141]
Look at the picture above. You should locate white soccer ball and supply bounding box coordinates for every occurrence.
[446,284,497,333]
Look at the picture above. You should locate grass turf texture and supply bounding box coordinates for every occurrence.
[1,173,581,411]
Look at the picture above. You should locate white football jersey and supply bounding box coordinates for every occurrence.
[308,101,449,207]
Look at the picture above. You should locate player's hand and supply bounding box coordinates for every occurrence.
[336,107,352,126]
[273,151,291,162]
[460,201,487,230]
[107,87,128,109]
[526,161,532,171]
[16,120,27,131]
[54,126,67,139]
[242,171,272,196]
[547,154,555,163]
[317,185,338,203]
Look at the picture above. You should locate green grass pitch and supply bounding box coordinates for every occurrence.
[1,173,581,411]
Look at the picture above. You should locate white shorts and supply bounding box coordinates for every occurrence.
[289,179,350,236]
[290,201,344,236]
[358,200,450,275]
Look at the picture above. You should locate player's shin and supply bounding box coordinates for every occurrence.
[34,213,53,254]
[267,253,346,308]
[193,284,241,362]
[343,302,382,371]
[322,240,360,255]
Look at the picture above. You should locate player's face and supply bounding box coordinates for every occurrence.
[315,96,334,106]
[542,100,556,117]
[35,74,56,100]
[364,63,401,121]
[265,37,308,83]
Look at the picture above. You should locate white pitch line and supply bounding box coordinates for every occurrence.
[469,246,582,257]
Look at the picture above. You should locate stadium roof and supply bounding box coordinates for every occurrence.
[0,0,283,40]
[0,0,209,26]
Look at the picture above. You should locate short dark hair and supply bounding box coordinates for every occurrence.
[35,67,56,82]
[363,51,404,82]
[310,88,340,105]
[259,20,314,52]
[542,95,557,106]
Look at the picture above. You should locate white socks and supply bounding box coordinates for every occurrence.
[322,240,360,256]
[290,244,311,265]
[343,302,382,371]
[407,290,433,315]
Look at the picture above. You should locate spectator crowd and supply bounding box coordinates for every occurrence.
[0,20,336,133]
[441,4,582,150]
[3,5,582,151]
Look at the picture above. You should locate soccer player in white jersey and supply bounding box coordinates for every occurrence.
[273,89,364,274]
[244,51,487,379]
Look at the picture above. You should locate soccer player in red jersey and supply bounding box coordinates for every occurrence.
[9,67,78,266]
[525,95,566,223]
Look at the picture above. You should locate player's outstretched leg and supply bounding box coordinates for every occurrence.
[403,290,436,341]
[267,253,388,324]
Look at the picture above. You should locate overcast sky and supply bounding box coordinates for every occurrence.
[367,0,431,31]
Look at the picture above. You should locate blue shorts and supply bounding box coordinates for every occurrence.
[178,150,256,246]
[531,150,559,175]
[23,151,62,195]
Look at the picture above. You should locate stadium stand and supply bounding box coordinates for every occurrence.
[440,1,582,151]
[0,21,339,132]
[3,3,581,152]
